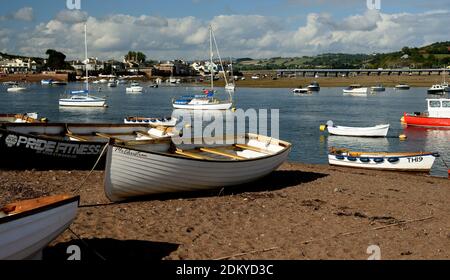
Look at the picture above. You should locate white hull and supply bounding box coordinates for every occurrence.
[59,100,106,107]
[0,197,79,260]
[172,102,233,110]
[327,124,389,137]
[328,153,437,171]
[126,87,143,93]
[7,87,26,92]
[225,84,236,91]
[343,88,368,95]
[104,135,291,201]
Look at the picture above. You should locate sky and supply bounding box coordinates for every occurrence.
[0,0,450,61]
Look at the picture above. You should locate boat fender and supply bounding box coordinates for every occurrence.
[387,157,399,163]
[432,152,440,158]
[319,125,327,131]
[335,155,345,160]
[347,156,357,161]
[40,117,48,123]
[360,157,370,163]
[399,134,407,141]
[400,116,405,123]
[373,158,384,163]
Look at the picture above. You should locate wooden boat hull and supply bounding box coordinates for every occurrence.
[0,195,79,260]
[328,152,437,171]
[104,135,291,201]
[403,113,450,127]
[0,123,153,170]
[327,124,390,137]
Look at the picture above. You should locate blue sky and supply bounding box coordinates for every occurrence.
[1,0,450,60]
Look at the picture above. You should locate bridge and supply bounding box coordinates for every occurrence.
[276,68,448,77]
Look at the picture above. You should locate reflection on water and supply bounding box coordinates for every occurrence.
[0,82,449,177]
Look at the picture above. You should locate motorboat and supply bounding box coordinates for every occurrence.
[41,79,53,85]
[371,85,385,92]
[427,84,446,95]
[321,120,389,137]
[126,82,143,93]
[343,84,368,95]
[0,195,79,260]
[293,87,309,94]
[328,147,438,172]
[402,98,450,127]
[103,133,292,201]
[307,81,320,91]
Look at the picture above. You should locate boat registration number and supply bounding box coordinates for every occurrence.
[407,156,423,163]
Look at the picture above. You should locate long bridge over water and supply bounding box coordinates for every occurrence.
[276,68,448,77]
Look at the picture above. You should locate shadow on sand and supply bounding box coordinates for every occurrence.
[43,238,179,261]
[100,170,329,203]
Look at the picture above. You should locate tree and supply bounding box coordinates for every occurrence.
[44,49,73,70]
[125,51,146,63]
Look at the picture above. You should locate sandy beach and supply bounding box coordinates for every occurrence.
[1,163,449,260]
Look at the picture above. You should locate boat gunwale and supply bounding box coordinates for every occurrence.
[111,135,292,163]
[0,195,79,225]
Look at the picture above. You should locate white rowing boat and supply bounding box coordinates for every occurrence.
[0,195,79,260]
[322,120,389,137]
[328,147,438,172]
[104,134,291,201]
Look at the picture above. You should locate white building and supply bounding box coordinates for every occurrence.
[0,58,32,73]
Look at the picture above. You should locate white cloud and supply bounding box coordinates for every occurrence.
[13,7,34,21]
[2,9,450,60]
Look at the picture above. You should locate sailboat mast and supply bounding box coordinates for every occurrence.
[209,26,213,91]
[84,23,89,93]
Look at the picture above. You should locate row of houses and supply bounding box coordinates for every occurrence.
[0,57,41,73]
[1,53,232,77]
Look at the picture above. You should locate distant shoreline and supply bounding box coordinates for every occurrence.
[1,72,445,88]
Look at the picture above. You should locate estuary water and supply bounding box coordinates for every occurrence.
[1,82,449,177]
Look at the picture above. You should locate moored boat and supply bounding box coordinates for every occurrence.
[0,195,79,260]
[402,98,450,127]
[59,90,107,107]
[293,87,309,94]
[343,84,368,95]
[307,81,320,91]
[322,120,389,137]
[6,85,27,92]
[124,116,177,126]
[104,133,292,201]
[427,84,445,95]
[41,79,53,85]
[0,122,173,170]
[371,84,385,92]
[328,147,438,172]
[395,84,410,90]
[126,82,143,93]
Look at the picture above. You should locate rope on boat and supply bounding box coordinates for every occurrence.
[68,227,106,260]
[75,143,109,192]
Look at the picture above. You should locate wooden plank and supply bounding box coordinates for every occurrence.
[175,149,212,160]
[95,132,113,139]
[199,147,246,160]
[234,144,271,154]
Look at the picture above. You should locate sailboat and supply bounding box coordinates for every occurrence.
[441,68,449,92]
[59,24,107,107]
[172,26,233,110]
[225,58,236,91]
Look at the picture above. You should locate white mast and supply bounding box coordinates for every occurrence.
[209,25,213,91]
[84,23,89,93]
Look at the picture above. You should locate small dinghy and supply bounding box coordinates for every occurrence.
[321,120,389,137]
[328,147,439,172]
[293,87,310,95]
[124,116,177,127]
[104,134,291,201]
[0,195,79,260]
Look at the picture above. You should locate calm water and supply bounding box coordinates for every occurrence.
[1,82,449,177]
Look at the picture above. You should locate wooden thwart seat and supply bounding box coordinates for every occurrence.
[199,147,246,160]
[234,144,271,154]
[175,149,213,160]
[66,133,88,141]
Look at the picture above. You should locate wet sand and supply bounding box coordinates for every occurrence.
[1,162,449,260]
